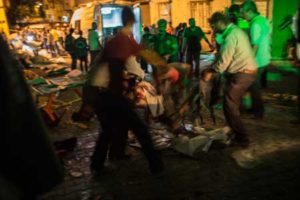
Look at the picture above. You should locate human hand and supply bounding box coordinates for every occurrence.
[209,44,215,51]
[201,68,215,82]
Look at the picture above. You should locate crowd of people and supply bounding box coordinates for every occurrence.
[4,0,300,179]
[9,23,102,73]
[1,1,300,199]
[83,1,278,176]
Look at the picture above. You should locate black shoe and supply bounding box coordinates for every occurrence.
[149,160,165,175]
[90,162,119,179]
[254,113,264,120]
[90,163,104,175]
[235,137,250,148]
[245,108,255,114]
[109,153,131,161]
[227,135,250,148]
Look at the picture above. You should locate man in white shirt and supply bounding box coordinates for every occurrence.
[88,22,102,65]
[202,12,257,147]
[241,1,271,119]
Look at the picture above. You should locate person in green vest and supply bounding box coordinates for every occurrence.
[183,18,213,78]
[88,22,102,65]
[153,19,179,63]
[241,1,271,119]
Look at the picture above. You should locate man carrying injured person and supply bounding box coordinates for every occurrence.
[89,6,167,175]
[202,12,257,148]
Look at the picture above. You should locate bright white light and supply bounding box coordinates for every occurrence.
[101,7,113,15]
[26,35,34,42]
[62,16,69,22]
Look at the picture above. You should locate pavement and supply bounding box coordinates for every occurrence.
[38,60,300,200]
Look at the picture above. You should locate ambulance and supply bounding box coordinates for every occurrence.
[70,2,141,44]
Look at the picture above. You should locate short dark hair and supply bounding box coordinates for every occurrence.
[122,6,135,26]
[143,26,150,32]
[69,28,74,33]
[157,19,167,27]
[229,4,240,13]
[208,12,230,25]
[241,1,259,14]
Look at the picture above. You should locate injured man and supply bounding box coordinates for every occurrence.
[73,56,166,122]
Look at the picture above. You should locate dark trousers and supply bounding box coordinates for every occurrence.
[91,91,164,174]
[140,58,148,72]
[186,50,200,77]
[224,73,256,141]
[248,67,265,118]
[90,50,101,66]
[297,67,300,117]
[69,52,77,70]
[77,56,88,72]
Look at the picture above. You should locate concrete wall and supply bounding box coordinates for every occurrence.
[211,0,231,13]
[171,0,190,26]
[149,0,159,25]
[149,0,233,28]
[141,3,151,26]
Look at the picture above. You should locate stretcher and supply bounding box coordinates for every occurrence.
[28,70,84,126]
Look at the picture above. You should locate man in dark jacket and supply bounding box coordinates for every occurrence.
[183,18,213,78]
[0,35,63,200]
[74,30,89,72]
[65,28,76,69]
[90,6,166,175]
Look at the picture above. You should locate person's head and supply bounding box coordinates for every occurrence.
[122,6,136,27]
[157,19,167,34]
[228,4,241,24]
[208,12,231,33]
[69,28,74,34]
[189,18,196,27]
[92,22,97,30]
[143,26,150,33]
[240,1,259,21]
[182,22,187,29]
[79,30,83,36]
[113,26,121,35]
